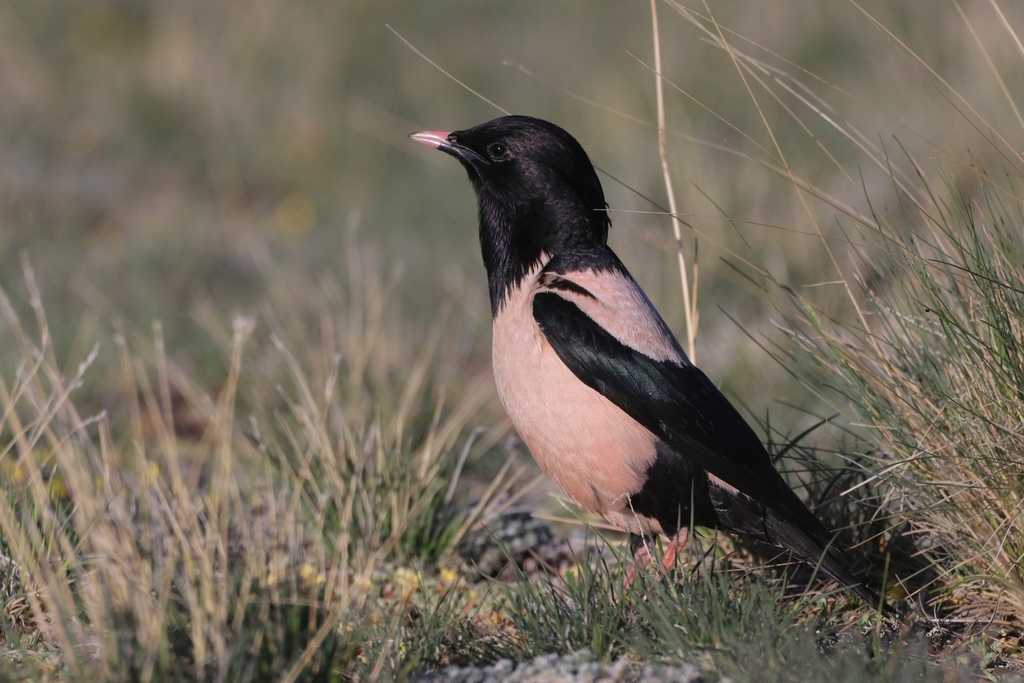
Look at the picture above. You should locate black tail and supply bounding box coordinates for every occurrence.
[711,484,894,615]
[762,506,895,616]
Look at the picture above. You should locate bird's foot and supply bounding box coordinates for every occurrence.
[622,534,654,593]
[660,527,689,572]
[621,529,690,594]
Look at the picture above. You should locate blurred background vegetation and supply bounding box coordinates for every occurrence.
[1,0,1019,405]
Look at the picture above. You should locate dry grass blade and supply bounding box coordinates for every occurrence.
[650,0,699,362]
[783,165,1024,620]
[0,252,509,679]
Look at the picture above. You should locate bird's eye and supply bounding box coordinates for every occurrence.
[486,142,510,161]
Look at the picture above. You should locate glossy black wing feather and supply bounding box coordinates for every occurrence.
[532,291,832,542]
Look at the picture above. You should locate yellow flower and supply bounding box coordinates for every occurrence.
[298,562,325,588]
[1,461,29,485]
[352,574,372,592]
[886,583,909,601]
[48,474,68,501]
[394,567,420,603]
[435,567,460,593]
[142,461,160,486]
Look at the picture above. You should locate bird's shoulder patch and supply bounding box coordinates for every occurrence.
[536,256,685,364]
[538,272,597,300]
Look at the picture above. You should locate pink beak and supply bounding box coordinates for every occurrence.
[408,130,453,149]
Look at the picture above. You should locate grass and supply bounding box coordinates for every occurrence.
[0,254,1003,681]
[678,0,1024,628]
[0,254,513,680]
[3,0,1024,680]
[489,551,932,682]
[780,155,1024,621]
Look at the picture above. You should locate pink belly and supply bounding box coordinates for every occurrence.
[491,288,660,535]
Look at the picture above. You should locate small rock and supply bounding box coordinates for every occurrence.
[415,648,704,683]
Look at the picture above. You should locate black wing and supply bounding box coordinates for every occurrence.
[532,291,832,542]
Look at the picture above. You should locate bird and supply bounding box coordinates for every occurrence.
[410,115,888,612]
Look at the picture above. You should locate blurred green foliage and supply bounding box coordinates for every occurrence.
[1,0,1021,406]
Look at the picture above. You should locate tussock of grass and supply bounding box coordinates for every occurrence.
[0,258,508,680]
[670,0,1024,632]
[465,535,971,682]
[782,161,1024,621]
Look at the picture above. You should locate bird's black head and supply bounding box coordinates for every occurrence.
[411,115,610,314]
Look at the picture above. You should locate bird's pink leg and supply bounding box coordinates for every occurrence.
[623,535,654,592]
[623,528,690,592]
[660,527,690,572]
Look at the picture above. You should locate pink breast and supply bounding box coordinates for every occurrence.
[490,268,661,535]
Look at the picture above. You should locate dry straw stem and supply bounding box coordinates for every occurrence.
[650,0,699,363]
[0,250,508,679]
